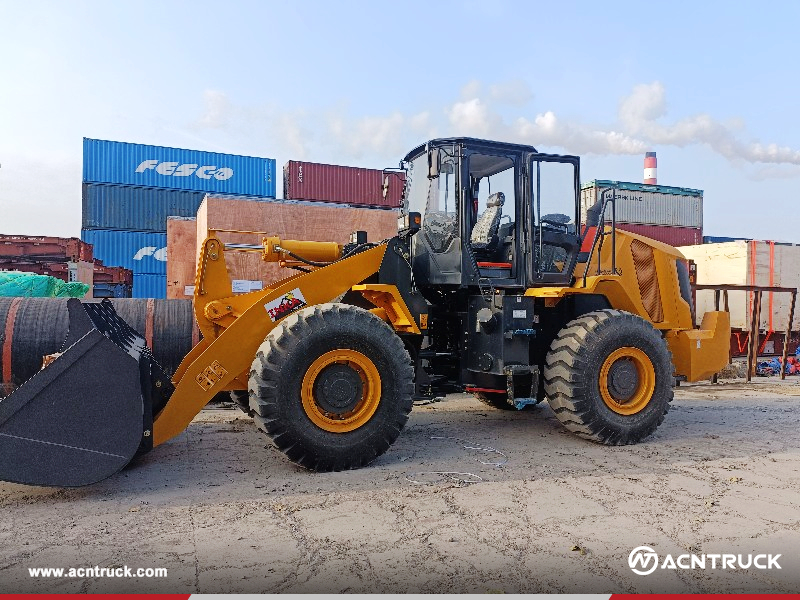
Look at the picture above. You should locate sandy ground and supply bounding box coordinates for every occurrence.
[1,378,799,594]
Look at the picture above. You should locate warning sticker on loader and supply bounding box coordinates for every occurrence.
[265,288,307,322]
[196,360,228,391]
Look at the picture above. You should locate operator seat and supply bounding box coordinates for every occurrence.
[470,192,504,252]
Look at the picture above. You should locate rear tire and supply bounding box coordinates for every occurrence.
[543,309,673,445]
[249,303,414,471]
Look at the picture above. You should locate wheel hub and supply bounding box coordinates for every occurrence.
[598,346,656,416]
[607,359,639,401]
[301,349,382,433]
[314,364,363,414]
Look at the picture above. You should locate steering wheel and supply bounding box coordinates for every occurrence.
[540,213,572,231]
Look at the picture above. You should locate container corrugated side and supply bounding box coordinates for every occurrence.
[83,183,206,231]
[580,180,703,228]
[81,229,167,275]
[616,223,703,247]
[93,282,131,298]
[132,274,166,299]
[83,138,276,197]
[703,235,750,244]
[284,161,403,208]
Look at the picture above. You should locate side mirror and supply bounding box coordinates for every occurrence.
[398,212,422,238]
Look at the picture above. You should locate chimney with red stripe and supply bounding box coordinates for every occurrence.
[644,151,657,184]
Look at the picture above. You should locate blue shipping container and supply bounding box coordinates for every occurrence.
[703,235,751,244]
[93,282,131,298]
[83,138,276,197]
[81,229,167,275]
[132,274,166,299]
[83,183,206,232]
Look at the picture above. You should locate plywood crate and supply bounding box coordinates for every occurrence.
[678,240,800,332]
[166,217,199,299]
[167,198,399,298]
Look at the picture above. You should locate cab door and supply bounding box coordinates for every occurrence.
[527,155,581,286]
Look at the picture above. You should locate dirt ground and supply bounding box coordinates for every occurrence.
[1,378,799,594]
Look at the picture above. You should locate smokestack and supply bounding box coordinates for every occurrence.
[644,151,657,184]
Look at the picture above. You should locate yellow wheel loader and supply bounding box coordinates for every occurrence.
[0,138,730,487]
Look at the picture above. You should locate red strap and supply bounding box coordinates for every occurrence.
[2,297,22,385]
[477,262,512,268]
[465,386,506,394]
[145,298,155,350]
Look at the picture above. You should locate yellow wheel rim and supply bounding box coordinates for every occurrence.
[301,349,381,433]
[599,347,655,415]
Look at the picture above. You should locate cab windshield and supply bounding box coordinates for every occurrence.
[405,149,459,254]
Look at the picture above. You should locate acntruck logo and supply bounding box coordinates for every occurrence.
[628,546,660,575]
[135,160,234,180]
[628,546,782,575]
[133,247,167,261]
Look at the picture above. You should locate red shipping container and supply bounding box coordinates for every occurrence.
[91,260,133,286]
[615,223,702,247]
[283,161,404,208]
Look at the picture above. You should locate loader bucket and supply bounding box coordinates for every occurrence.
[0,298,174,488]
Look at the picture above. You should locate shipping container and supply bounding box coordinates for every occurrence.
[678,240,800,332]
[81,229,167,275]
[132,273,166,299]
[92,282,131,298]
[82,183,206,232]
[0,235,92,262]
[616,223,703,247]
[580,180,703,229]
[83,138,276,197]
[91,261,133,286]
[703,235,750,244]
[284,161,404,208]
[729,330,800,358]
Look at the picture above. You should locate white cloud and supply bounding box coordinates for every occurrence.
[617,81,800,165]
[514,111,647,155]
[195,89,231,129]
[189,79,800,174]
[619,81,667,131]
[447,98,496,137]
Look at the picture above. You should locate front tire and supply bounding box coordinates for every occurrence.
[229,391,250,413]
[249,303,414,471]
[543,309,673,445]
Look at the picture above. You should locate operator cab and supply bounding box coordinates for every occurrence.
[401,138,581,291]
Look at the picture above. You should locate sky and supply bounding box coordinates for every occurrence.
[1,0,799,241]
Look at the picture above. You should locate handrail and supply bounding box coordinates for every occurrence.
[581,187,618,286]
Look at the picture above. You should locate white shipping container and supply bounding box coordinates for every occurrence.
[678,241,800,332]
[581,180,703,229]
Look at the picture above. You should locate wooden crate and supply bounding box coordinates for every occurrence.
[166,217,200,299]
[167,198,399,298]
[678,240,800,332]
